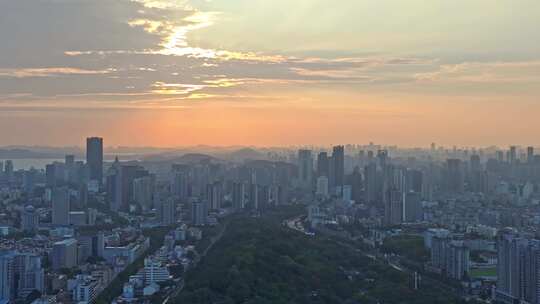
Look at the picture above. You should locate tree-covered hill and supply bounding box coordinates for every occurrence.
[174,211,467,304]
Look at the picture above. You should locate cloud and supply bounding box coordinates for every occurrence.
[151,82,205,95]
[1,0,538,109]
[415,61,540,83]
[0,68,114,78]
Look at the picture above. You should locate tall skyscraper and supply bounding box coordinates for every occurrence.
[384,189,403,226]
[232,182,247,210]
[158,199,176,226]
[86,137,103,184]
[350,166,363,202]
[170,166,189,202]
[494,231,540,304]
[509,146,517,164]
[206,182,223,210]
[191,200,206,226]
[22,169,37,194]
[331,146,345,193]
[404,191,422,223]
[316,176,329,197]
[0,252,14,301]
[527,147,535,164]
[445,159,464,193]
[108,164,147,211]
[496,232,528,303]
[406,169,423,194]
[446,242,470,281]
[298,149,314,190]
[470,154,481,172]
[364,163,378,203]
[377,150,389,169]
[52,187,70,226]
[317,152,329,178]
[431,236,450,271]
[133,175,155,212]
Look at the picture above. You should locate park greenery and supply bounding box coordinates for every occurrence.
[175,208,469,304]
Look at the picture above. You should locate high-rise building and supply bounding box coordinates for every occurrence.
[232,182,247,210]
[384,189,403,226]
[108,164,148,212]
[445,159,464,193]
[317,152,329,178]
[377,150,389,169]
[316,176,329,197]
[496,232,525,303]
[170,167,189,202]
[364,163,378,203]
[404,191,422,223]
[471,170,490,193]
[46,162,67,187]
[523,241,540,304]
[350,166,363,202]
[133,175,155,212]
[14,253,45,299]
[206,182,223,210]
[446,242,470,280]
[247,183,262,210]
[495,231,540,304]
[470,154,481,172]
[0,252,45,301]
[86,137,103,185]
[406,169,423,194]
[21,205,39,232]
[191,200,206,226]
[331,146,345,193]
[509,146,517,164]
[4,160,13,182]
[0,252,14,301]
[52,187,70,226]
[431,236,450,271]
[51,239,78,270]
[22,169,37,194]
[157,199,176,226]
[527,147,535,164]
[298,149,314,190]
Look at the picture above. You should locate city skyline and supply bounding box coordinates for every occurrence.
[2,2,540,303]
[1,0,540,147]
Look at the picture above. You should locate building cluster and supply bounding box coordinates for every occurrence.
[495,229,540,304]
[297,144,540,302]
[2,139,540,303]
[116,225,200,303]
[424,228,470,281]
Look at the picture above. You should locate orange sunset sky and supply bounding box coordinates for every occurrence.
[1,0,539,147]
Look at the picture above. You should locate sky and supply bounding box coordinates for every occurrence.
[0,0,539,147]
